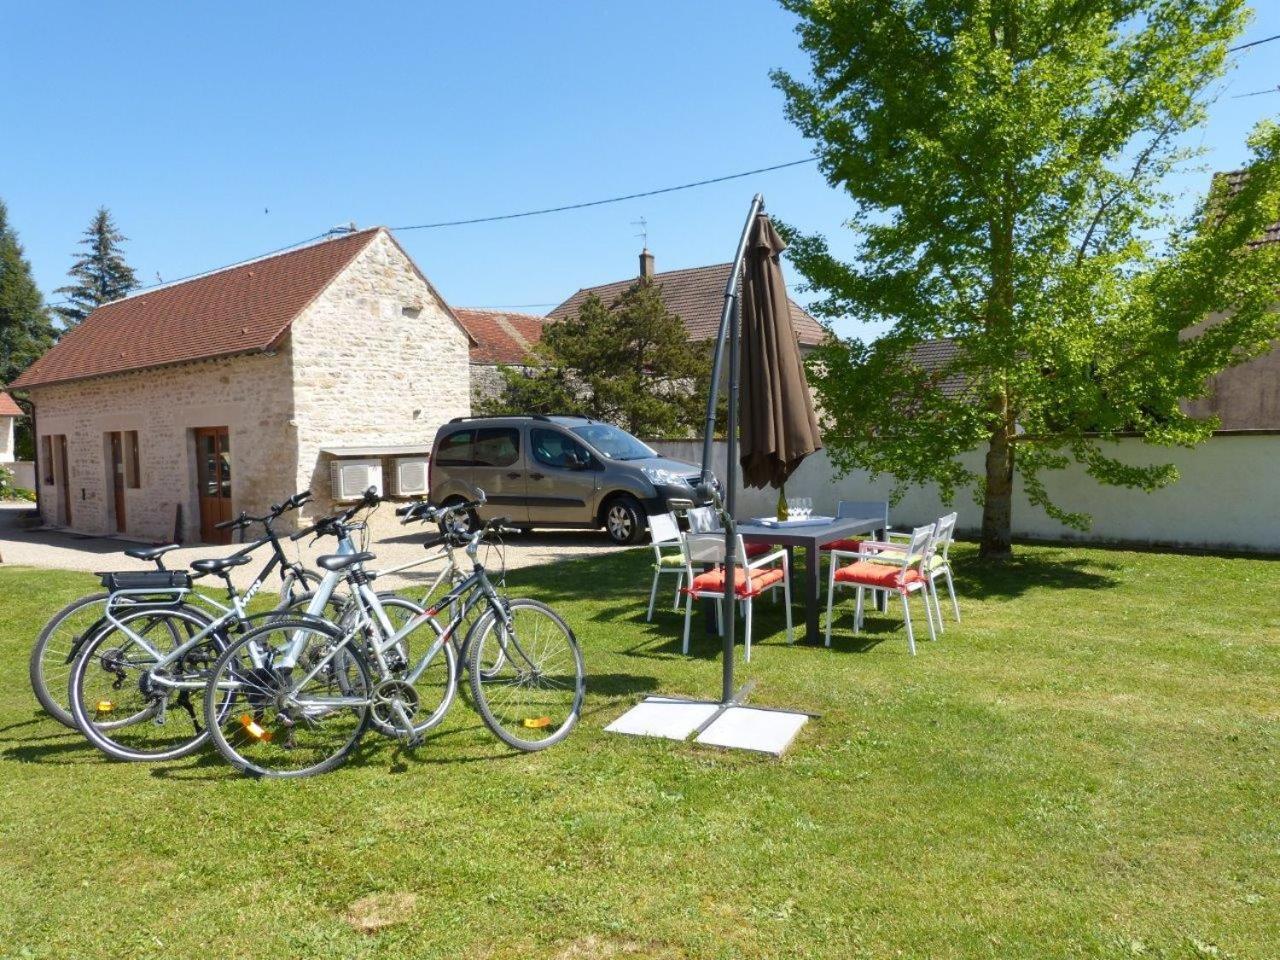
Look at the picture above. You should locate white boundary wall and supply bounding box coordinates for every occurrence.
[649,434,1280,554]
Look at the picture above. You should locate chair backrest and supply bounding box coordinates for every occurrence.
[648,511,681,547]
[932,512,958,562]
[683,531,745,567]
[837,500,889,527]
[687,506,722,533]
[898,524,936,574]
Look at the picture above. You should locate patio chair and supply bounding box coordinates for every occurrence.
[687,504,777,561]
[646,511,686,621]
[824,523,937,655]
[820,500,890,555]
[680,531,792,661]
[861,512,960,628]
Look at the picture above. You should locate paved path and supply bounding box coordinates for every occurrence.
[0,503,630,591]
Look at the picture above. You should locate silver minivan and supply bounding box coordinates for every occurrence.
[427,415,709,544]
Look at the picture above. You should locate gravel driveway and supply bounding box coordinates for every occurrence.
[0,503,632,592]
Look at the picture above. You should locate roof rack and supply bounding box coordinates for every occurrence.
[447,413,595,424]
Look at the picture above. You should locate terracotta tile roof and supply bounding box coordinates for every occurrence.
[10,228,382,390]
[0,391,22,416]
[547,262,826,346]
[909,337,968,398]
[455,309,546,365]
[1216,169,1280,245]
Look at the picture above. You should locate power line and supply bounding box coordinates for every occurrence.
[389,158,818,231]
[1229,33,1280,53]
[1231,85,1280,99]
[45,229,337,309]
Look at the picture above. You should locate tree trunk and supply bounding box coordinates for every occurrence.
[980,423,1015,560]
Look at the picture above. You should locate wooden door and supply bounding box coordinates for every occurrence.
[56,436,71,527]
[195,427,232,544]
[108,432,126,533]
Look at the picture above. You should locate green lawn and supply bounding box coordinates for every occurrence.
[1,543,1277,959]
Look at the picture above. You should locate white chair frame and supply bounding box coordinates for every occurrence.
[680,531,792,662]
[860,512,960,630]
[646,511,686,621]
[825,523,938,655]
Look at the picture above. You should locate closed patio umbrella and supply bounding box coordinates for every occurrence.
[738,213,822,489]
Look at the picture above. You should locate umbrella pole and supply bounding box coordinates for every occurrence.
[697,194,761,706]
[722,294,741,704]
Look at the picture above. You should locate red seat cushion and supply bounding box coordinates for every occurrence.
[820,538,865,552]
[833,561,923,590]
[743,542,775,559]
[689,565,786,598]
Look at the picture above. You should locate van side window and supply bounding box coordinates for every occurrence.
[531,429,589,469]
[473,428,520,468]
[436,429,474,466]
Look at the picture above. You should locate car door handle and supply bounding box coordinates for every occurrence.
[506,472,522,480]
[529,472,545,481]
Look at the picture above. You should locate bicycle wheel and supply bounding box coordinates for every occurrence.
[468,599,584,751]
[204,618,371,778]
[69,605,225,763]
[341,595,458,740]
[30,593,114,727]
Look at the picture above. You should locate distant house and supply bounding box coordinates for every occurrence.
[549,249,826,349]
[466,250,828,403]
[456,308,546,404]
[0,390,21,464]
[10,228,471,543]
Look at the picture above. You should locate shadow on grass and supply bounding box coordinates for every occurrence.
[957,551,1119,600]
[2,733,102,765]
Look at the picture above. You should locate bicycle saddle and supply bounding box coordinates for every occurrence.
[124,544,181,562]
[191,554,254,575]
[316,551,375,572]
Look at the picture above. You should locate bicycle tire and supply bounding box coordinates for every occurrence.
[204,618,372,778]
[468,599,584,752]
[69,604,225,762]
[30,593,113,727]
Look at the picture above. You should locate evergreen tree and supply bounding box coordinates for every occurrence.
[480,283,713,437]
[0,198,56,456]
[53,207,138,328]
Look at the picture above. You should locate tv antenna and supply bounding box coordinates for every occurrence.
[632,216,649,248]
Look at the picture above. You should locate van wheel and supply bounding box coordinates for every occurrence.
[603,496,644,545]
[441,497,479,534]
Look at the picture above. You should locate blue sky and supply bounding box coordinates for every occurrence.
[2,1,1277,341]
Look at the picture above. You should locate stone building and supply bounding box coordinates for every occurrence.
[455,308,545,405]
[10,228,471,544]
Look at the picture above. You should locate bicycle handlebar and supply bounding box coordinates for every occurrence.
[215,490,314,532]
[290,486,380,541]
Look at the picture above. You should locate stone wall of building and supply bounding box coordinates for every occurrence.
[289,230,471,518]
[29,348,297,541]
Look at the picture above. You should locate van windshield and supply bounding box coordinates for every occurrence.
[569,424,656,461]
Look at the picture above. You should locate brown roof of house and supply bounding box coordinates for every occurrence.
[10,228,383,390]
[0,391,22,417]
[547,262,827,346]
[1216,170,1280,246]
[456,309,546,365]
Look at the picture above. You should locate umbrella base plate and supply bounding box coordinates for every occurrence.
[606,691,810,757]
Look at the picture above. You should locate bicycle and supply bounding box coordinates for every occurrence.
[203,491,585,777]
[30,491,322,729]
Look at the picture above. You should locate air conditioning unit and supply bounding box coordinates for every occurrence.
[329,459,383,501]
[393,456,430,496]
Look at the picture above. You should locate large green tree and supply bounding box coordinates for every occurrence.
[53,207,137,328]
[480,281,714,437]
[774,0,1280,558]
[0,199,56,457]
